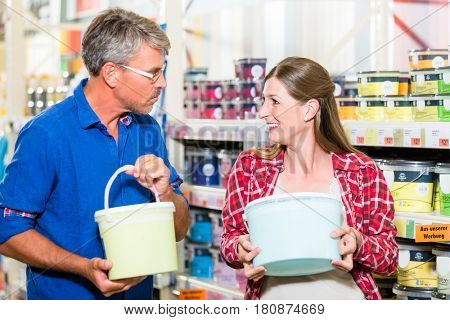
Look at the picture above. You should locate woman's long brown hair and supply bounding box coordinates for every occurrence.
[254,57,359,159]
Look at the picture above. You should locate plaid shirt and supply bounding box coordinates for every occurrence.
[220,149,398,300]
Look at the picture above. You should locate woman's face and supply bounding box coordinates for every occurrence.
[259,77,312,146]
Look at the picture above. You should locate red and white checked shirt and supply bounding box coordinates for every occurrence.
[220,148,398,300]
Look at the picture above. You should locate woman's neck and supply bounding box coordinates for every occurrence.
[283,133,331,177]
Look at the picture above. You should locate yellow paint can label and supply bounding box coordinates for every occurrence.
[384,99,415,122]
[411,73,439,95]
[358,100,385,121]
[358,74,399,96]
[398,249,437,288]
[412,97,440,121]
[388,170,435,213]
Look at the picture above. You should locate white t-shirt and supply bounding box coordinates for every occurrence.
[260,178,365,300]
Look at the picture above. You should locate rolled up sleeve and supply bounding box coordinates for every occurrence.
[0,123,55,244]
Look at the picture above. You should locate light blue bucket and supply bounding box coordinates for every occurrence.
[244,192,342,277]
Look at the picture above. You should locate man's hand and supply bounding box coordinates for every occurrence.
[83,258,146,297]
[126,155,171,197]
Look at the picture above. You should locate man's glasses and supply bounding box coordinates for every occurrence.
[118,64,165,83]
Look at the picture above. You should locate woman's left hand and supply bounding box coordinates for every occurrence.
[330,226,362,272]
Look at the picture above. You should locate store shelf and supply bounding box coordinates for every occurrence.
[182,184,226,211]
[342,121,450,149]
[169,119,450,149]
[167,119,267,142]
[176,274,244,300]
[394,212,450,243]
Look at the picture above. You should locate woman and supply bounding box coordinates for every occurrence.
[220,57,398,300]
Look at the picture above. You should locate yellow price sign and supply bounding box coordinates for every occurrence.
[415,224,450,242]
[178,289,207,300]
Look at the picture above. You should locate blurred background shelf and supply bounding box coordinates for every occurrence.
[176,273,244,300]
[181,184,226,211]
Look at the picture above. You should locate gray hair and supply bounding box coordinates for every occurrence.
[81,7,170,76]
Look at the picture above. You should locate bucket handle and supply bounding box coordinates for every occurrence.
[103,165,160,221]
[242,212,250,232]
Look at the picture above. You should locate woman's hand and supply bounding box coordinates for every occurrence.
[330,226,362,272]
[237,235,266,281]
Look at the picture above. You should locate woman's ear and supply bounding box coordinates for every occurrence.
[303,99,320,122]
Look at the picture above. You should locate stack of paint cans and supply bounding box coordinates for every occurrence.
[184,68,207,119]
[432,245,450,300]
[234,58,266,120]
[354,71,412,122]
[334,75,359,121]
[183,208,247,291]
[409,49,450,122]
[184,58,266,120]
[184,147,240,188]
[394,239,437,300]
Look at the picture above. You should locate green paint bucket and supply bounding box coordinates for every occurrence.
[95,165,177,280]
[435,163,450,216]
[437,67,450,94]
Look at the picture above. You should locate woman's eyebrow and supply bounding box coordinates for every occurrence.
[265,94,281,99]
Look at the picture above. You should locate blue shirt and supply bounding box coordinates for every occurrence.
[0,78,185,299]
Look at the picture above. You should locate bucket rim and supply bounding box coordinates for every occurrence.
[432,290,449,300]
[94,201,175,220]
[245,192,341,212]
[393,283,433,298]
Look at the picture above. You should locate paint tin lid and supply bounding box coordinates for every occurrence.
[410,68,441,73]
[393,283,433,299]
[409,49,448,54]
[383,95,410,100]
[357,70,400,75]
[397,238,434,252]
[432,244,450,257]
[382,160,435,173]
[435,163,450,174]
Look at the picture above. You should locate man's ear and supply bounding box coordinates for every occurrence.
[101,62,119,88]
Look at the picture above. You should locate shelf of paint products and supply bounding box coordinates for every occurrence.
[176,274,244,300]
[181,184,227,211]
[342,121,450,149]
[167,119,267,142]
[394,211,450,243]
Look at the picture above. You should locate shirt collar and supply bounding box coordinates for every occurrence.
[331,152,360,171]
[75,78,134,129]
[271,148,360,172]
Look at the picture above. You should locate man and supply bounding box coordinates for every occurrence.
[0,8,189,299]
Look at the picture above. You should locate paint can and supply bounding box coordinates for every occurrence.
[383,160,436,213]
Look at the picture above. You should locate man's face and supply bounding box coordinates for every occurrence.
[116,44,166,115]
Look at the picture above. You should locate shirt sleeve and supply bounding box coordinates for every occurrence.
[220,154,251,269]
[353,166,398,275]
[0,123,55,244]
